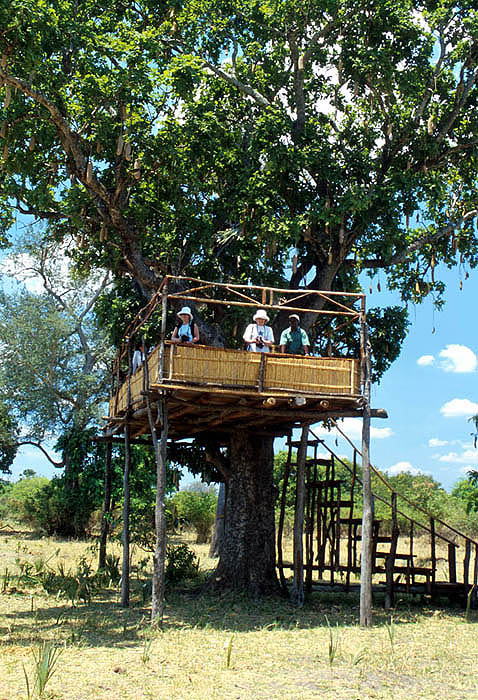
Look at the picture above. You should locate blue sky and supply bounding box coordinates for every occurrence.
[308,264,478,492]
[4,256,478,493]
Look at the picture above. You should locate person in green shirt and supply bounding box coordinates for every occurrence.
[279,314,310,355]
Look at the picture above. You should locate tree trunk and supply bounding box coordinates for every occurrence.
[209,482,226,558]
[213,430,279,595]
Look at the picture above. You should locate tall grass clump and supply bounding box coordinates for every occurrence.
[23,641,63,698]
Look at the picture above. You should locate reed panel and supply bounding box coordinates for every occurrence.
[264,356,358,395]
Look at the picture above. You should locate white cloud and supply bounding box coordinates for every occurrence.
[428,437,448,447]
[460,466,477,475]
[437,450,478,465]
[417,354,435,367]
[387,461,423,476]
[314,417,393,441]
[439,344,477,373]
[440,398,478,418]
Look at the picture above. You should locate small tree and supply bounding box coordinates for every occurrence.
[171,485,218,544]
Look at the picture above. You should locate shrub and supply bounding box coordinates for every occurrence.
[22,477,94,537]
[1,475,49,524]
[171,486,217,543]
[165,543,200,585]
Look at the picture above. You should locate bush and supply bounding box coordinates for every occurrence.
[0,475,49,524]
[22,477,94,537]
[170,485,217,543]
[165,543,200,585]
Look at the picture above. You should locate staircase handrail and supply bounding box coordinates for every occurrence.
[322,420,478,549]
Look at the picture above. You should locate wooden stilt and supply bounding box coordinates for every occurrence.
[98,439,112,571]
[120,342,133,607]
[145,287,170,624]
[360,315,373,627]
[277,436,293,594]
[291,423,308,606]
[385,492,398,609]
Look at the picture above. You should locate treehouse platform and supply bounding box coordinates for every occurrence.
[108,341,362,439]
[105,276,369,441]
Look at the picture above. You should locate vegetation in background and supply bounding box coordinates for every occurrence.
[169,485,218,544]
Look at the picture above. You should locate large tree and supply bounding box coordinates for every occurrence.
[1,0,477,592]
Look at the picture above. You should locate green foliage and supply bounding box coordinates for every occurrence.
[0,399,18,473]
[452,476,478,515]
[23,641,63,700]
[0,474,49,524]
[165,543,200,586]
[0,0,476,365]
[170,485,218,544]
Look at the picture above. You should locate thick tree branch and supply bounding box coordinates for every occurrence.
[17,440,64,468]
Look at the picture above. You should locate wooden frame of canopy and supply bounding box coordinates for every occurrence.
[103,276,374,626]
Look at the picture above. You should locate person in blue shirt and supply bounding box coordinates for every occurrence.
[279,314,310,355]
[171,306,200,344]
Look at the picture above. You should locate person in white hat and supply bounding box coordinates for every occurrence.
[243,309,274,352]
[279,314,310,355]
[171,306,200,344]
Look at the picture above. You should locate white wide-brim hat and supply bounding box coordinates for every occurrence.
[177,306,193,319]
[253,309,270,322]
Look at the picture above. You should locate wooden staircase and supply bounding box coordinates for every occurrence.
[277,429,478,606]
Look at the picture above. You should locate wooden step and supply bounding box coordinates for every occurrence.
[375,552,413,560]
[307,479,343,489]
[321,500,353,508]
[289,439,324,448]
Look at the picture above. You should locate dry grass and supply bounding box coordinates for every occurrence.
[1,528,478,700]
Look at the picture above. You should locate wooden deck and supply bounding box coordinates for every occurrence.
[108,342,362,439]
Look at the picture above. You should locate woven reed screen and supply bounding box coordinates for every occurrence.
[111,345,360,415]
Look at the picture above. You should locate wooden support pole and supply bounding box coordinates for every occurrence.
[360,316,373,628]
[151,395,168,624]
[144,332,169,624]
[121,419,131,607]
[158,282,168,382]
[291,423,309,606]
[98,439,112,571]
[120,342,133,607]
[448,543,457,584]
[430,517,436,593]
[346,450,357,590]
[464,539,471,590]
[385,492,399,609]
[277,436,293,595]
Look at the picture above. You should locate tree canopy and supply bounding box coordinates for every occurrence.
[0,0,476,338]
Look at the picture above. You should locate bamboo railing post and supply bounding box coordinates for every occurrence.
[121,341,133,607]
[385,492,399,609]
[360,314,373,627]
[291,424,309,606]
[98,438,113,571]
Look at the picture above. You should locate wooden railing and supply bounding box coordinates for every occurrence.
[110,342,361,416]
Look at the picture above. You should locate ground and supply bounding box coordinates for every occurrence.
[1,528,478,700]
